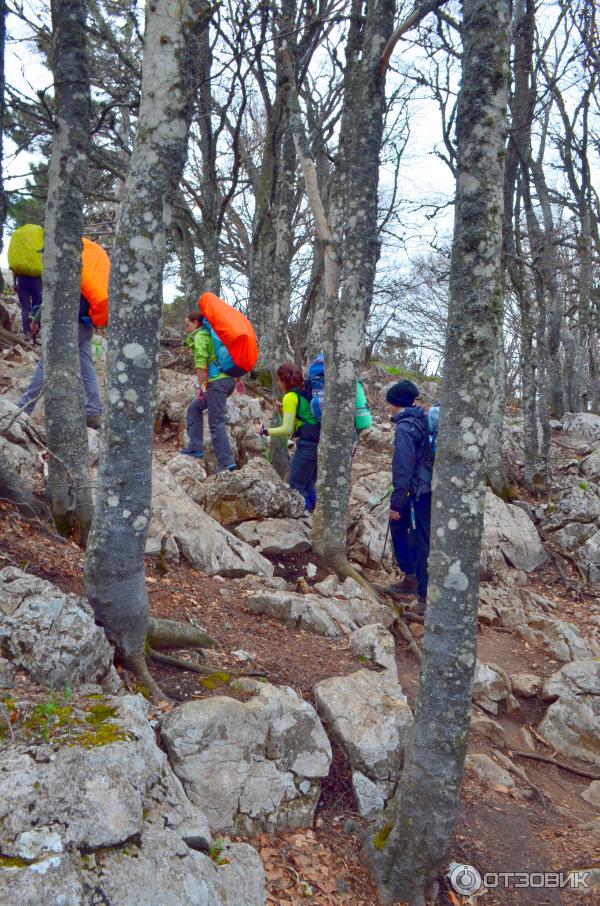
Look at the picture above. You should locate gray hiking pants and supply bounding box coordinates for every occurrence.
[186,376,236,469]
[18,322,103,419]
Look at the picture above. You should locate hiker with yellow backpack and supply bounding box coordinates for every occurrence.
[18,238,109,429]
[8,223,44,339]
[180,292,259,472]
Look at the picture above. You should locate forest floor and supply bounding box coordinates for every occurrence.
[1,373,599,905]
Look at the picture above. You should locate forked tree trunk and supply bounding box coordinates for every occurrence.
[371,2,510,903]
[310,0,396,579]
[43,0,93,538]
[84,0,209,693]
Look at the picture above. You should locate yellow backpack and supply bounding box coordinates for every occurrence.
[8,224,45,277]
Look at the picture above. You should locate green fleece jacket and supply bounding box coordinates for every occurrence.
[184,326,227,382]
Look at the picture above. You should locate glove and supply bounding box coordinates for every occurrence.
[259,425,269,438]
[196,386,205,401]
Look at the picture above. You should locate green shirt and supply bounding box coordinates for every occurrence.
[184,326,227,382]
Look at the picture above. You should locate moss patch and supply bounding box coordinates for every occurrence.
[200,671,231,690]
[373,823,394,851]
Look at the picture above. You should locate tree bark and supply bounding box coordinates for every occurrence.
[84,0,209,689]
[43,0,93,539]
[371,2,511,903]
[486,322,510,499]
[311,0,396,577]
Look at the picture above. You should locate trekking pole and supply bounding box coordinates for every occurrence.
[382,520,390,561]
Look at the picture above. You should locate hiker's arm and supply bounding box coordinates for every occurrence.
[268,393,297,438]
[193,331,210,371]
[390,426,415,510]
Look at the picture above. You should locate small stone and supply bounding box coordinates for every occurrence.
[471,715,506,749]
[410,623,425,639]
[464,754,515,790]
[0,656,15,688]
[510,672,542,697]
[582,781,600,809]
[231,649,253,662]
[306,563,318,579]
[506,693,522,715]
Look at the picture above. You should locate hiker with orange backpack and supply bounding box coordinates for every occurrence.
[17,238,109,429]
[180,292,259,472]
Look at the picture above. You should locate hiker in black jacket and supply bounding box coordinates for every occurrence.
[385,379,432,615]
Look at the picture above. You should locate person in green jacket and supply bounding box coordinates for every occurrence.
[180,312,237,471]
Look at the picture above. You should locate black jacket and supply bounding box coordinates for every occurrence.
[390,406,432,511]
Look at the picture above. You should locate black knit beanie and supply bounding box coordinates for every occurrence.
[386,379,419,407]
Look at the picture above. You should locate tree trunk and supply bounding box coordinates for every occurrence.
[371,2,511,903]
[311,0,396,577]
[43,0,93,539]
[486,323,510,499]
[197,20,221,295]
[84,0,209,691]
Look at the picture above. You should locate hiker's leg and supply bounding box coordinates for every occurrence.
[30,276,43,319]
[18,359,45,413]
[207,377,236,469]
[16,278,32,336]
[78,323,103,418]
[413,492,432,598]
[186,396,207,452]
[289,439,318,505]
[389,497,416,576]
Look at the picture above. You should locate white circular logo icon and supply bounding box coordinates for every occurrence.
[449,863,482,895]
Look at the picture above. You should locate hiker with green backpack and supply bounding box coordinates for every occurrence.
[257,355,373,512]
[8,224,44,339]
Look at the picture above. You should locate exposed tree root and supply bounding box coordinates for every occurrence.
[147,617,215,651]
[147,648,216,675]
[123,650,169,703]
[512,750,600,780]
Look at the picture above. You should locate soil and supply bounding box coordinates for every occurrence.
[1,404,599,905]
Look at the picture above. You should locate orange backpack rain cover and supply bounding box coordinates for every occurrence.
[81,238,110,327]
[198,292,259,373]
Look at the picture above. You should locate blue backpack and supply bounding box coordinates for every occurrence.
[305,354,373,431]
[206,322,237,375]
[428,403,440,458]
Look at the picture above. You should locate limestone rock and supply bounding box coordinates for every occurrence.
[349,624,398,679]
[471,715,507,749]
[562,412,600,447]
[203,459,305,526]
[149,468,273,578]
[542,486,600,533]
[478,584,526,629]
[539,661,600,765]
[510,672,542,698]
[582,448,600,482]
[472,662,510,715]
[352,771,394,820]
[167,454,207,503]
[0,435,41,485]
[481,489,547,575]
[0,696,165,853]
[314,670,413,783]
[0,854,84,906]
[0,398,41,452]
[464,754,515,790]
[235,518,311,555]
[0,567,113,687]
[160,683,331,835]
[246,590,393,639]
[0,656,15,688]
[582,781,600,809]
[518,614,598,662]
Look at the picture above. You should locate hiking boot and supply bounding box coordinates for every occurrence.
[180,448,205,459]
[217,463,237,473]
[409,595,427,616]
[385,574,418,600]
[86,415,102,430]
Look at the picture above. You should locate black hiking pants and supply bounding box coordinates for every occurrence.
[390,492,432,598]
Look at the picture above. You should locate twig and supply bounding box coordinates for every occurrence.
[512,749,600,780]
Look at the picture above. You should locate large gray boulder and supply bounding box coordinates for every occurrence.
[539,661,600,765]
[0,398,41,452]
[246,590,394,638]
[562,412,600,447]
[160,682,332,835]
[481,489,547,574]
[314,669,413,786]
[203,459,305,526]
[0,435,41,485]
[234,517,311,555]
[472,661,510,715]
[581,448,600,482]
[518,613,598,662]
[0,567,113,687]
[349,624,398,679]
[167,453,207,503]
[148,467,273,578]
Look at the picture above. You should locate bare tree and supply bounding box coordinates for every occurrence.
[84,0,211,697]
[42,0,94,538]
[370,2,511,903]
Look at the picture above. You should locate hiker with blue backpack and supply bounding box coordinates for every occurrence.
[180,311,238,472]
[384,379,434,616]
[257,355,373,512]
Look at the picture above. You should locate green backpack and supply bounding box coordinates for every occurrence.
[8,224,44,277]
